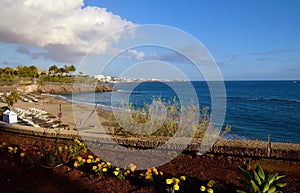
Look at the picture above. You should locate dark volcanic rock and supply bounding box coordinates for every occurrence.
[37,84,115,94]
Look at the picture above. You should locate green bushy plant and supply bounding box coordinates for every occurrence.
[112,97,211,139]
[3,90,20,108]
[236,164,286,193]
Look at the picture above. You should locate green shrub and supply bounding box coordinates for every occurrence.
[111,97,211,139]
[236,164,286,193]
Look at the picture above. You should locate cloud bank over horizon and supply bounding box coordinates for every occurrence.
[0,0,136,63]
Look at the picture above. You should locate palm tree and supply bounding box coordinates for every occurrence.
[4,67,15,75]
[49,65,58,76]
[3,95,14,108]
[10,91,20,103]
[63,65,70,75]
[4,91,20,108]
[68,65,76,75]
[58,67,66,76]
[16,65,24,76]
[29,65,38,77]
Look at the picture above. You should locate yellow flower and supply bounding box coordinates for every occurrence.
[173,178,180,184]
[152,168,158,175]
[113,171,119,176]
[77,156,82,162]
[102,168,107,172]
[166,178,173,185]
[180,176,186,181]
[92,166,97,170]
[159,171,163,175]
[8,146,17,153]
[87,159,91,163]
[95,157,100,162]
[20,152,25,158]
[115,167,120,171]
[74,139,80,144]
[130,167,136,172]
[200,186,206,191]
[146,168,151,173]
[88,155,93,159]
[74,162,78,167]
[173,184,179,191]
[145,175,150,180]
[207,188,213,193]
[129,164,136,172]
[98,164,102,168]
[82,159,86,163]
[152,167,157,173]
[207,180,215,188]
[106,162,111,166]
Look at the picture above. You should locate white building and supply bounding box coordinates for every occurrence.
[3,110,18,124]
[94,75,113,82]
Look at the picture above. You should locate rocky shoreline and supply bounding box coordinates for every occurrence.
[37,83,115,94]
[0,83,115,94]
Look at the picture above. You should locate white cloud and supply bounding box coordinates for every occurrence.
[0,0,136,63]
[112,45,211,65]
[127,49,145,60]
[108,48,146,61]
[140,45,211,65]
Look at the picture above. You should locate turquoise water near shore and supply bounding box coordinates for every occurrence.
[61,81,300,144]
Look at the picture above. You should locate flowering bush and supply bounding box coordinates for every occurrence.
[1,139,220,193]
[139,167,164,182]
[1,139,87,168]
[41,138,87,166]
[200,180,216,193]
[2,139,288,193]
[165,176,186,192]
[73,154,132,180]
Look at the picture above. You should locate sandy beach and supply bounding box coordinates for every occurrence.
[0,93,112,132]
[1,94,72,129]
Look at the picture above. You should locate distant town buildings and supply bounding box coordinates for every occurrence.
[94,75,113,82]
[93,74,185,83]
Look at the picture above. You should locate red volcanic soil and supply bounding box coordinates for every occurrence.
[0,131,299,193]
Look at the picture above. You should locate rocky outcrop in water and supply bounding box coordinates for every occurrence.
[37,84,115,94]
[1,83,115,94]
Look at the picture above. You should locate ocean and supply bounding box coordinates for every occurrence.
[61,81,300,144]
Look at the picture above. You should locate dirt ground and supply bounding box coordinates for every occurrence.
[0,131,299,193]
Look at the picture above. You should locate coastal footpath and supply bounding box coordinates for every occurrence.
[1,120,299,162]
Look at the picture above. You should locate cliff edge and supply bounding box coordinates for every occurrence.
[37,84,115,94]
[0,83,115,94]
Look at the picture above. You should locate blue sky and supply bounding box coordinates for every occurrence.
[0,0,299,80]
